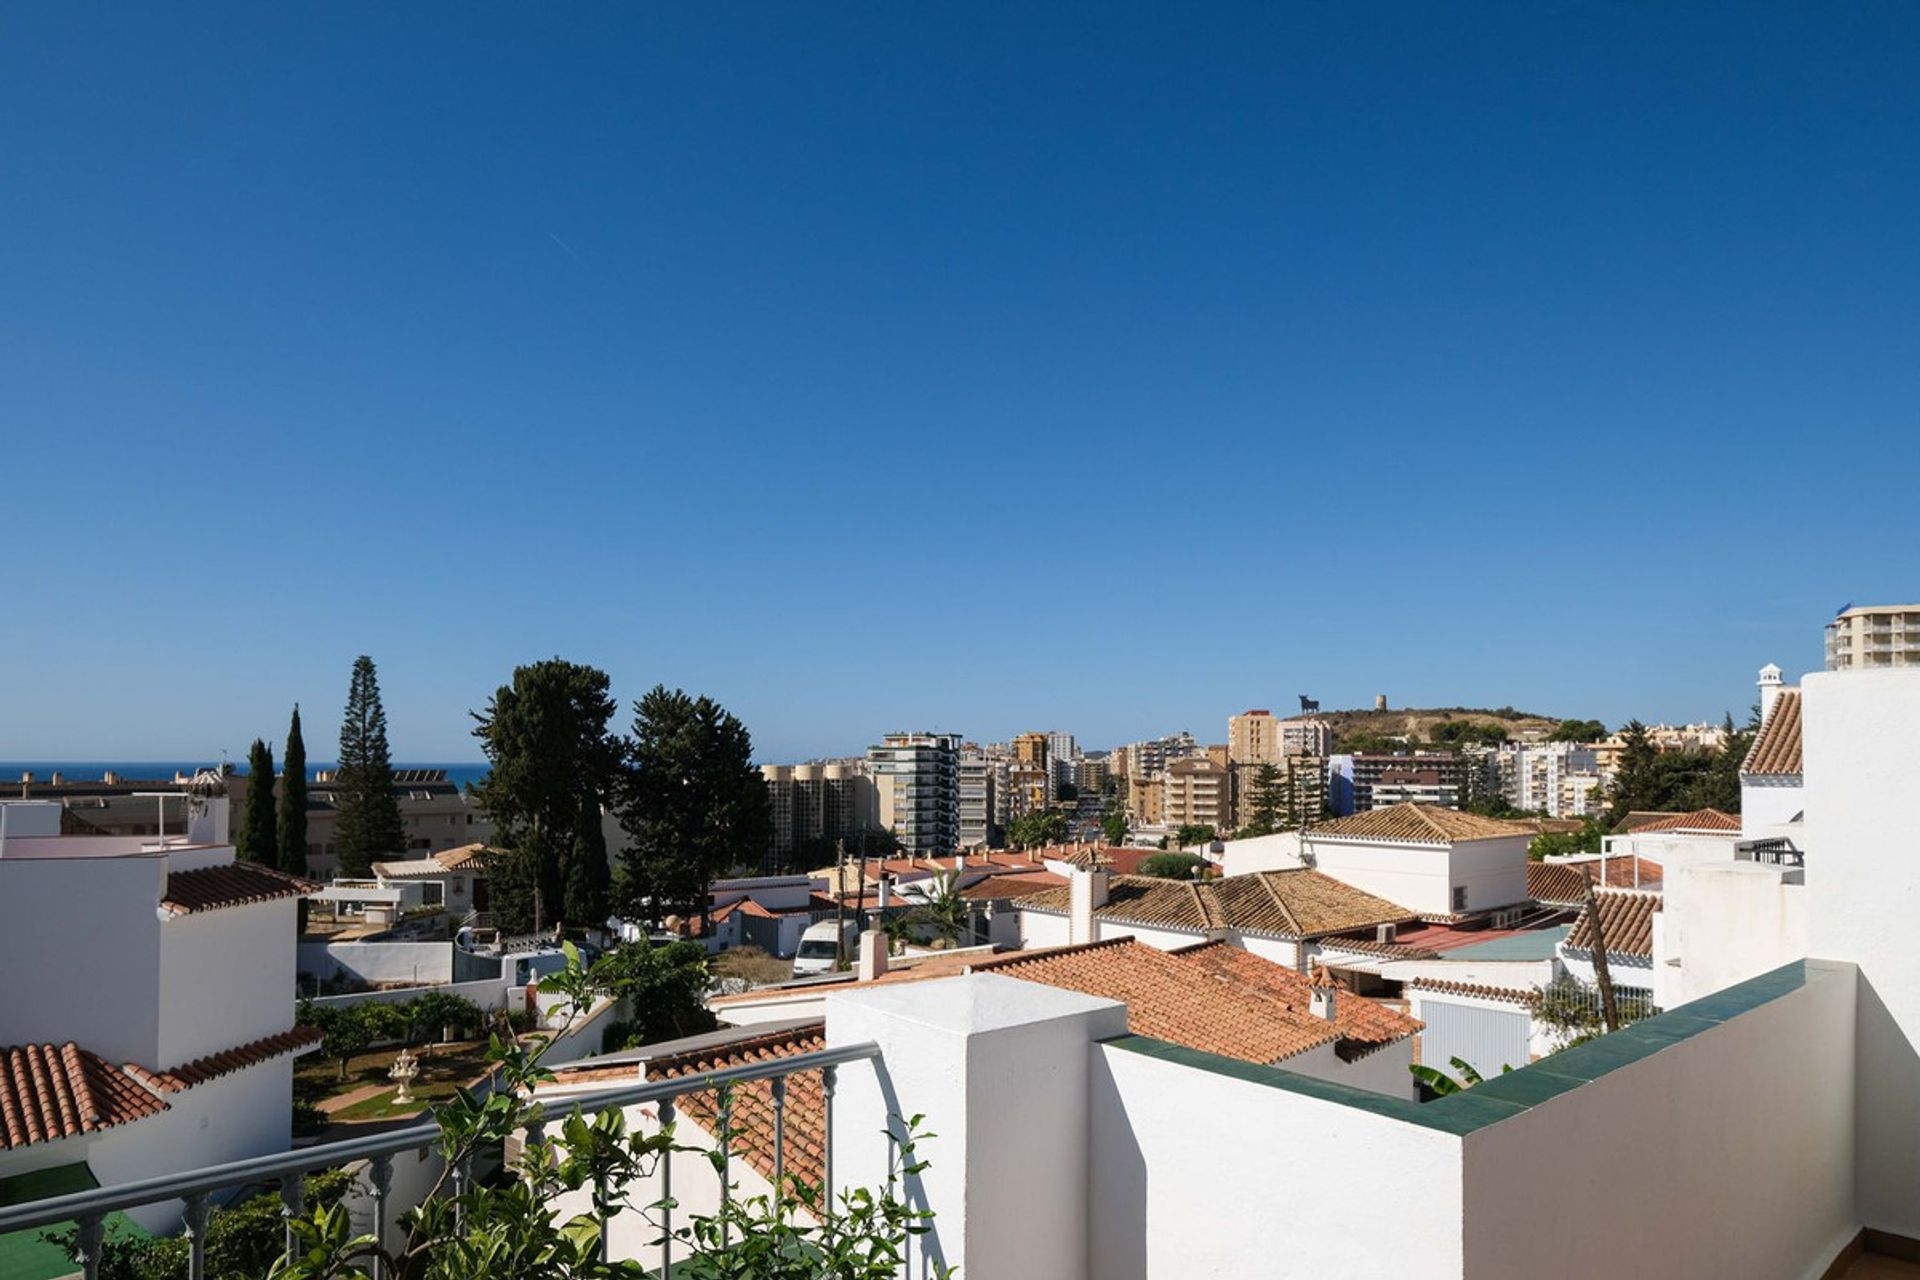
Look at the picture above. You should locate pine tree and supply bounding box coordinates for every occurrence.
[469,659,620,933]
[334,656,405,876]
[564,794,612,927]
[237,739,277,863]
[278,705,309,875]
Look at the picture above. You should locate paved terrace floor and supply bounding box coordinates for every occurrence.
[1848,1256,1920,1278]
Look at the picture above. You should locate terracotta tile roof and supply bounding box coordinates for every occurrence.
[1312,934,1443,961]
[955,871,1067,900]
[162,861,319,915]
[1612,811,1683,834]
[125,1027,323,1093]
[1742,690,1803,778]
[1175,942,1422,1055]
[1308,804,1533,844]
[0,1044,169,1150]
[1564,890,1660,961]
[709,898,778,924]
[1529,859,1662,904]
[434,844,488,872]
[1047,845,1160,874]
[1012,869,1414,939]
[1407,978,1540,1007]
[1626,808,1740,835]
[643,1023,829,1189]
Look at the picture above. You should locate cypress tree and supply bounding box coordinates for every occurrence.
[335,655,405,876]
[563,793,612,928]
[278,705,309,875]
[237,738,277,863]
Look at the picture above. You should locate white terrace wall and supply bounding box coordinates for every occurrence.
[1089,1043,1465,1279]
[1803,667,1920,1239]
[0,853,165,1065]
[1459,961,1857,1280]
[159,899,300,1067]
[310,976,508,1014]
[299,940,455,988]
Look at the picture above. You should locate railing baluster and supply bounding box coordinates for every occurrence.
[771,1075,787,1190]
[660,1096,675,1278]
[183,1192,209,1280]
[280,1172,305,1263]
[74,1214,105,1280]
[717,1091,733,1252]
[821,1064,836,1217]
[369,1154,393,1280]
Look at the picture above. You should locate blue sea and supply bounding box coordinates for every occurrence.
[0,761,492,789]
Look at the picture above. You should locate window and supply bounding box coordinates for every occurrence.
[1452,886,1468,912]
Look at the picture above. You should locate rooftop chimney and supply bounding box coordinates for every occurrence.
[1309,966,1339,1021]
[1758,663,1785,725]
[19,772,32,785]
[49,772,62,786]
[877,876,892,914]
[1070,867,1110,945]
[857,929,888,983]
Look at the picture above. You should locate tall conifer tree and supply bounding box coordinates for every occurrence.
[237,738,277,863]
[278,705,309,875]
[335,656,405,875]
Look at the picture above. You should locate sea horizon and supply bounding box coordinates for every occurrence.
[0,760,493,789]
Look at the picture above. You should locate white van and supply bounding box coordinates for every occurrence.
[792,918,859,976]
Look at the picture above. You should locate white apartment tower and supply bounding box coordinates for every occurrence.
[867,733,962,856]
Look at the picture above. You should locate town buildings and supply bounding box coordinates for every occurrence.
[1331,751,1470,814]
[0,791,317,1236]
[759,761,878,868]
[1227,709,1282,764]
[866,732,961,857]
[1825,602,1920,670]
[1160,755,1230,832]
[956,748,997,849]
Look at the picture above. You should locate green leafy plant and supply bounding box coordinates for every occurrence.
[263,943,951,1279]
[1409,1056,1509,1097]
[1135,852,1206,881]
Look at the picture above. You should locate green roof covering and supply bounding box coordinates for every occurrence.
[0,1163,151,1280]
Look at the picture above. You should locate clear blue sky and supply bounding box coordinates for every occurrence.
[4,4,1917,762]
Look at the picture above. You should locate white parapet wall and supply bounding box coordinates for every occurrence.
[824,973,1127,1280]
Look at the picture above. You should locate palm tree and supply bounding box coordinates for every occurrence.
[915,874,973,947]
[1409,1056,1508,1096]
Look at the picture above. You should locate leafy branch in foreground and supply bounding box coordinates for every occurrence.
[255,942,950,1279]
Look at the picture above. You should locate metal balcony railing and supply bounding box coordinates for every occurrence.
[0,1040,882,1280]
[1736,838,1804,867]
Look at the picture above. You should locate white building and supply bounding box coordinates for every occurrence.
[1221,803,1535,919]
[0,793,317,1231]
[1741,663,1805,839]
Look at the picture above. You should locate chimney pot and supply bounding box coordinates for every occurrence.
[856,929,888,982]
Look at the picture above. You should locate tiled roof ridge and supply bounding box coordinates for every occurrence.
[1742,690,1803,779]
[1408,978,1541,1006]
[1253,872,1303,935]
[129,1026,324,1094]
[644,1021,827,1078]
[0,1042,172,1151]
[970,937,1135,974]
[162,861,320,915]
[1629,808,1740,834]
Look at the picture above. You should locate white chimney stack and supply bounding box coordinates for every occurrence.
[1069,867,1110,945]
[1758,663,1784,725]
[1309,967,1339,1021]
[877,876,892,913]
[857,929,888,983]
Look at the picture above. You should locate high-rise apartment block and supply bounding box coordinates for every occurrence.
[1277,717,1334,757]
[760,762,879,869]
[867,732,962,856]
[1162,755,1230,832]
[1227,710,1281,764]
[1825,603,1920,670]
[958,748,998,849]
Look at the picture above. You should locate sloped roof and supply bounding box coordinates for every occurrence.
[1529,859,1663,905]
[1050,845,1161,874]
[1173,941,1421,1056]
[1564,891,1660,961]
[1011,869,1414,939]
[1742,691,1803,779]
[161,862,319,915]
[643,1023,828,1188]
[954,871,1067,900]
[1407,977,1540,1007]
[126,1027,322,1094]
[1627,809,1741,835]
[1308,804,1533,844]
[0,1044,168,1151]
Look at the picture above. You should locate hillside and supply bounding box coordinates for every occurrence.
[1312,706,1568,748]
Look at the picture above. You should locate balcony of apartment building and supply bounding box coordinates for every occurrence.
[6,959,1914,1280]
